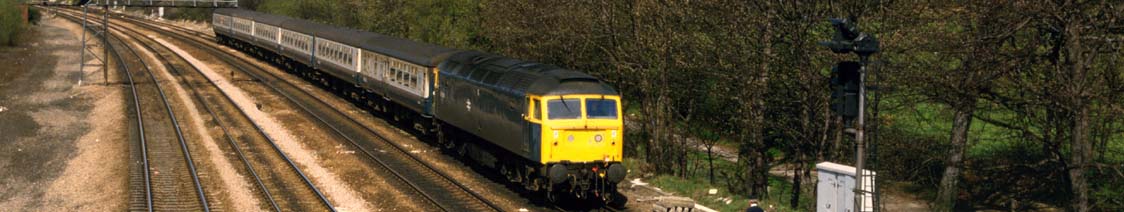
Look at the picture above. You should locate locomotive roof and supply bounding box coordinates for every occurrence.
[442,51,618,97]
[214,9,459,67]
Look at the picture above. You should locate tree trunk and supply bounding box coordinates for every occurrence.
[1064,15,1091,212]
[707,145,715,184]
[744,11,773,198]
[832,116,844,162]
[791,160,803,209]
[1069,104,1090,212]
[752,153,769,197]
[935,103,976,211]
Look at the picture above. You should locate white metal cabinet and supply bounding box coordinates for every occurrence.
[816,162,875,212]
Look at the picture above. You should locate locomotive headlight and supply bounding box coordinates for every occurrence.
[594,134,603,142]
[553,130,559,139]
[611,130,617,138]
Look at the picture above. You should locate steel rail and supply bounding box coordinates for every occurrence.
[110,11,504,212]
[54,9,336,211]
[106,19,283,212]
[108,14,336,211]
[106,17,211,212]
[52,9,210,211]
[79,13,156,212]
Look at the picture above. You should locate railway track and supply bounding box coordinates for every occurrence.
[53,9,336,211]
[101,10,506,212]
[61,11,211,212]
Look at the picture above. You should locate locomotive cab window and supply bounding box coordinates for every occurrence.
[547,98,581,120]
[586,99,618,119]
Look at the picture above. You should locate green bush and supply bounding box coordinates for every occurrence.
[164,8,215,21]
[28,7,39,25]
[0,0,25,46]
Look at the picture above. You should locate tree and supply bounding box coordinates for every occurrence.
[903,2,1027,210]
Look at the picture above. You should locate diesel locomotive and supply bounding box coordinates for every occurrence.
[212,9,626,203]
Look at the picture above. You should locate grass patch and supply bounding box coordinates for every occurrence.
[0,0,26,46]
[626,147,815,211]
[880,101,1034,158]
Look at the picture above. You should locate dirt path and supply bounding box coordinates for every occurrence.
[0,15,127,210]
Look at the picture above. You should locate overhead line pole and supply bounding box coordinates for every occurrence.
[79,5,86,85]
[103,3,108,85]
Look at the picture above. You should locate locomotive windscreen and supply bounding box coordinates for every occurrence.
[585,99,618,119]
[547,98,581,120]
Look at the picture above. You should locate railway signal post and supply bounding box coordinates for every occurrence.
[821,17,880,212]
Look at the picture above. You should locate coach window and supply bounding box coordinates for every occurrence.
[415,69,422,89]
[400,65,408,84]
[413,73,419,89]
[410,73,418,89]
[394,69,401,83]
[386,67,394,82]
[391,68,399,83]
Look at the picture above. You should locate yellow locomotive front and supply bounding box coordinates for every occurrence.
[528,94,626,201]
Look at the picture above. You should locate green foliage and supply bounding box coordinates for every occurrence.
[164,8,215,21]
[0,0,25,46]
[257,0,480,49]
[27,6,39,25]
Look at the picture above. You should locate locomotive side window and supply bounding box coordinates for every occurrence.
[530,98,542,120]
[585,99,618,119]
[547,98,581,120]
